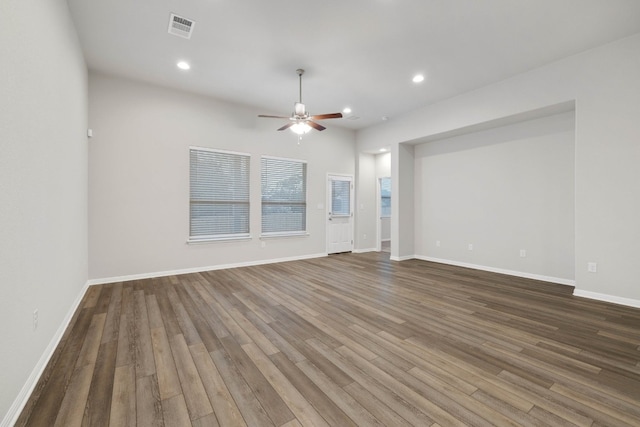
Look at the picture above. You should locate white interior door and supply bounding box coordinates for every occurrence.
[327,175,354,254]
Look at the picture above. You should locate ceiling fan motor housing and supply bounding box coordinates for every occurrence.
[294,102,307,117]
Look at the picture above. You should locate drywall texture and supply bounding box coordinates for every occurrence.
[414,112,575,280]
[0,0,88,422]
[357,32,640,302]
[88,73,356,280]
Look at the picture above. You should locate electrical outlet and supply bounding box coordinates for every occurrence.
[261,241,266,248]
[33,309,38,331]
[588,262,597,273]
[363,234,367,240]
[436,240,441,247]
[520,249,526,258]
[468,243,473,251]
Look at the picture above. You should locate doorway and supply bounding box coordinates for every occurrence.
[378,177,391,252]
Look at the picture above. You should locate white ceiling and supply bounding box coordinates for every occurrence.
[67,0,640,131]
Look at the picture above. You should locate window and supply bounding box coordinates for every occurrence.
[189,148,250,241]
[380,177,391,218]
[331,179,351,217]
[261,156,307,235]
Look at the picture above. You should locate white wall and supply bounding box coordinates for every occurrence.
[392,143,415,260]
[414,112,575,281]
[357,32,640,304]
[88,73,356,281]
[355,153,377,251]
[0,0,88,423]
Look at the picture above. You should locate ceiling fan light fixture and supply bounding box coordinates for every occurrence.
[291,122,312,135]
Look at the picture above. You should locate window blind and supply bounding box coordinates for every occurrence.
[261,156,307,235]
[330,179,351,217]
[189,148,250,240]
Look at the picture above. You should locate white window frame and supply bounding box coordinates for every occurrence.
[188,146,251,243]
[260,155,308,238]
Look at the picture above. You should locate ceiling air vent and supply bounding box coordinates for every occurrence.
[168,13,195,39]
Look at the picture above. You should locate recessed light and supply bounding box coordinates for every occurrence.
[177,61,190,70]
[412,74,425,83]
[343,107,352,114]
[379,148,387,152]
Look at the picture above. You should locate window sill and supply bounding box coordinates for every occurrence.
[260,232,309,240]
[187,234,252,244]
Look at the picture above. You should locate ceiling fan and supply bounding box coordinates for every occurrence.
[258,69,342,135]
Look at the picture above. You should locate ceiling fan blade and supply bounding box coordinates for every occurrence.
[277,122,295,131]
[307,121,326,131]
[258,114,291,119]
[310,112,343,120]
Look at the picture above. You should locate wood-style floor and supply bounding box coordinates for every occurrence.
[16,252,640,426]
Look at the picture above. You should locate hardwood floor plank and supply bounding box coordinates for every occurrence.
[269,351,356,427]
[269,321,354,387]
[53,362,95,427]
[145,294,164,331]
[497,370,594,426]
[133,290,156,378]
[165,286,202,347]
[109,364,136,427]
[307,338,435,426]
[174,282,223,352]
[154,281,184,338]
[341,381,412,427]
[241,342,328,427]
[295,358,387,427]
[191,413,220,427]
[336,345,468,427]
[210,347,275,427]
[233,291,276,324]
[101,283,122,345]
[18,252,640,426]
[150,326,182,400]
[189,342,247,427]
[377,330,535,412]
[116,287,135,367]
[82,285,102,309]
[135,374,163,427]
[83,340,118,427]
[372,356,516,427]
[244,310,306,363]
[550,383,640,426]
[228,305,280,356]
[219,336,294,426]
[168,334,213,420]
[161,394,191,427]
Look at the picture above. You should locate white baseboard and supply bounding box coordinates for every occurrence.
[2,281,90,427]
[415,255,575,287]
[390,254,416,262]
[87,253,328,286]
[573,289,640,309]
[353,247,377,254]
